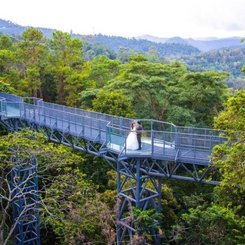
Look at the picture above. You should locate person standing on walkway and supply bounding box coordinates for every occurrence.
[135,121,143,150]
[126,122,139,150]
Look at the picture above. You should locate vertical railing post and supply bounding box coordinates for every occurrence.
[151,130,154,155]
[135,159,141,208]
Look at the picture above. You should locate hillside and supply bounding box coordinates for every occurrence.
[1,18,245,84]
[0,19,55,38]
[0,19,200,57]
[137,35,244,52]
[82,34,200,57]
[179,47,245,86]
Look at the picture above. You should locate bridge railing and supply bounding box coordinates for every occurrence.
[176,126,226,137]
[0,92,23,102]
[0,92,228,163]
[154,130,227,162]
[106,122,227,162]
[0,97,6,115]
[137,119,176,132]
[0,101,23,117]
[23,97,43,105]
[20,102,109,143]
[39,100,133,129]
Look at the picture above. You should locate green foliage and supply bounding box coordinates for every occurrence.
[212,143,245,215]
[205,89,245,244]
[175,71,229,126]
[0,35,13,50]
[88,34,200,57]
[214,89,245,134]
[92,90,136,117]
[181,47,245,82]
[160,183,181,232]
[14,27,48,97]
[146,47,162,63]
[83,40,116,60]
[0,80,16,93]
[50,31,83,104]
[171,204,245,244]
[0,130,117,244]
[212,90,245,214]
[78,153,112,192]
[166,105,196,126]
[133,208,163,235]
[77,56,121,109]
[106,60,187,120]
[117,47,136,63]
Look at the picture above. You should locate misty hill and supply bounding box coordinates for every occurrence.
[82,34,200,57]
[0,19,56,38]
[179,47,245,89]
[0,19,200,57]
[1,18,245,84]
[137,35,244,52]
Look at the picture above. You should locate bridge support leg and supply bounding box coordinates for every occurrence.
[116,158,161,244]
[11,150,40,245]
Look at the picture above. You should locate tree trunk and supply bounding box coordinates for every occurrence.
[0,225,4,245]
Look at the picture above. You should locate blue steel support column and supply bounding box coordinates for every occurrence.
[10,150,40,245]
[116,158,161,245]
[135,159,141,208]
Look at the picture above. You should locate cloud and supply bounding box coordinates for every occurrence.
[0,0,245,38]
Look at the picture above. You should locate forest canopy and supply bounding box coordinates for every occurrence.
[0,28,244,244]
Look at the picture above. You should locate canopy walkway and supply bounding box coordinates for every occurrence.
[0,92,227,244]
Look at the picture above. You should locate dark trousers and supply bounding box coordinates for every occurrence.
[137,134,142,149]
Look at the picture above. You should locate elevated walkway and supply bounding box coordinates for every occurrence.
[0,92,228,244]
[0,92,227,166]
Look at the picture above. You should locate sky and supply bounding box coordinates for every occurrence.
[0,0,245,39]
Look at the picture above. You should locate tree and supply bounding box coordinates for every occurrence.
[0,35,13,50]
[0,130,80,244]
[174,71,229,127]
[0,80,16,93]
[0,149,39,245]
[212,89,245,215]
[92,90,136,117]
[50,31,83,104]
[0,129,117,244]
[133,208,163,244]
[146,47,162,63]
[213,89,245,134]
[0,35,16,84]
[106,58,187,120]
[78,56,120,109]
[15,28,48,97]
[71,55,120,107]
[171,204,245,244]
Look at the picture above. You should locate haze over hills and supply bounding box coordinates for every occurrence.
[0,19,56,38]
[137,35,244,52]
[0,18,200,57]
[1,18,245,86]
[0,18,244,52]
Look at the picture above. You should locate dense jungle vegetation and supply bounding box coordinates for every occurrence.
[0,28,244,244]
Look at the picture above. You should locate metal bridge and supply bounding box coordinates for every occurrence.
[0,92,227,244]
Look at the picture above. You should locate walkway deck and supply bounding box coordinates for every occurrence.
[0,92,227,166]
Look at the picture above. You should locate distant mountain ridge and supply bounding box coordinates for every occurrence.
[0,19,56,38]
[0,18,244,53]
[1,18,244,87]
[137,35,244,51]
[0,18,200,57]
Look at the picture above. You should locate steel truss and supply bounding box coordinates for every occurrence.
[139,158,220,185]
[10,149,40,245]
[116,158,162,244]
[0,118,220,245]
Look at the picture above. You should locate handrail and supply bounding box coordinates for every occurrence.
[0,92,229,164]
